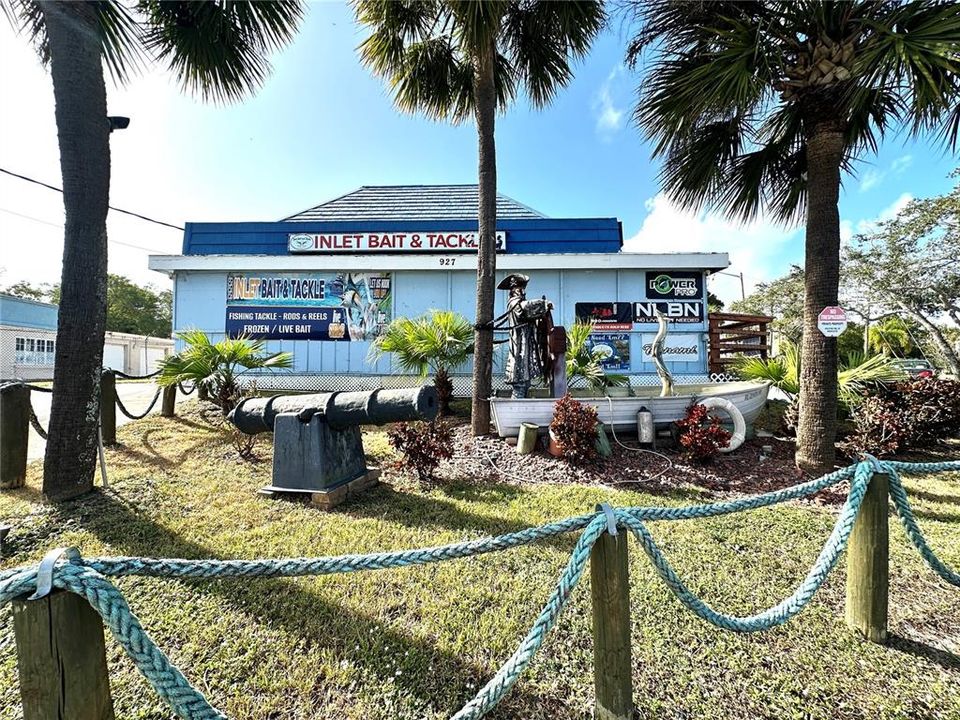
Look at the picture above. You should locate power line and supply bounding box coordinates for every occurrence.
[0,206,171,253]
[0,167,185,231]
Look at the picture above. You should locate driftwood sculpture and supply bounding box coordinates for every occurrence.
[650,309,675,397]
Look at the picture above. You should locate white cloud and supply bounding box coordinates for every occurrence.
[851,192,913,236]
[860,168,884,192]
[624,194,802,303]
[859,154,913,193]
[592,67,625,138]
[891,154,913,174]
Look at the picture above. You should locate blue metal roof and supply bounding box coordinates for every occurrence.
[283,185,546,222]
[183,217,622,255]
[0,293,58,330]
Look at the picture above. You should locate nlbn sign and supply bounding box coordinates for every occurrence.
[633,301,703,324]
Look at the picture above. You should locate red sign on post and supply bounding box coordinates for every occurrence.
[817,306,848,337]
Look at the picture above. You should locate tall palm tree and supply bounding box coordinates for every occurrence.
[353,0,605,436]
[2,0,303,500]
[625,0,960,474]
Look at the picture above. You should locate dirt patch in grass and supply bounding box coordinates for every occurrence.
[0,401,958,720]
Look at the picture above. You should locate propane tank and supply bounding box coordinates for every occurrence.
[637,405,655,445]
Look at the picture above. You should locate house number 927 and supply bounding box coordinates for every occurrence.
[439,258,456,266]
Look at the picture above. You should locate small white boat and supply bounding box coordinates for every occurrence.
[489,381,771,437]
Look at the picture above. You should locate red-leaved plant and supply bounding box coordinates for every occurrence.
[550,394,600,464]
[387,419,454,485]
[674,403,732,463]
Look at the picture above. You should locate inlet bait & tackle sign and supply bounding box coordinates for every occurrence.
[225,272,391,341]
[288,231,506,253]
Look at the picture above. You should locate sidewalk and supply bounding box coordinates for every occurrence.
[27,382,182,462]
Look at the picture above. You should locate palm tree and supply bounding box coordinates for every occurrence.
[353,0,605,436]
[2,1,303,500]
[157,330,293,414]
[369,310,473,415]
[625,0,960,474]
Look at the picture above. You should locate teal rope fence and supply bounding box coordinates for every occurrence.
[1,458,957,720]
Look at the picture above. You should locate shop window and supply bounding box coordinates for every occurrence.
[14,336,55,366]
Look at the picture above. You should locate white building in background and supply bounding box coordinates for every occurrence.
[0,293,174,381]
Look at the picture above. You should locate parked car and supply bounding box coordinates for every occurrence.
[891,358,938,379]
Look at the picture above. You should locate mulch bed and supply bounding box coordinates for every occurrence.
[435,424,855,506]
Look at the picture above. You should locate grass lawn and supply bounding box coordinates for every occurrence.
[1,402,958,720]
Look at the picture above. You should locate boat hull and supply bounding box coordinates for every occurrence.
[489,382,771,438]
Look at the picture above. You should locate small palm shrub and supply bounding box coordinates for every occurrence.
[157,330,293,414]
[565,321,628,392]
[550,394,600,463]
[674,404,732,463]
[733,341,906,412]
[370,310,472,416]
[387,420,454,485]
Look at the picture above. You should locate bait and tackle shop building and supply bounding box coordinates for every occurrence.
[148,185,729,393]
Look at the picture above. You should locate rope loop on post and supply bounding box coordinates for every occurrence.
[596,502,618,536]
[27,547,81,600]
[115,387,163,420]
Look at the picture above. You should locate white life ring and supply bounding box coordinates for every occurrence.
[696,397,746,453]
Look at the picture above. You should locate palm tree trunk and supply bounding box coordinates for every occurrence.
[796,119,844,475]
[433,366,453,417]
[470,38,498,436]
[40,1,111,501]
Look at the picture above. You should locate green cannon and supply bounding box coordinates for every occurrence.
[228,387,438,505]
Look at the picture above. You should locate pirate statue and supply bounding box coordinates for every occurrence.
[492,274,555,398]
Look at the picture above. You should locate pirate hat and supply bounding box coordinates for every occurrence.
[497,273,530,290]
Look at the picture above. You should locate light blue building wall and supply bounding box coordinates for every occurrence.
[149,186,729,391]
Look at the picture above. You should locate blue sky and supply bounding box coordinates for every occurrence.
[0,1,956,302]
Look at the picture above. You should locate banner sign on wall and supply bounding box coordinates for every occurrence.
[225,272,391,341]
[586,333,631,370]
[288,231,506,253]
[640,333,701,362]
[575,302,633,331]
[633,301,703,324]
[645,271,703,300]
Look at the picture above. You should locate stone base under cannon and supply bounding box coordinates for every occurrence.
[257,412,380,510]
[259,468,381,510]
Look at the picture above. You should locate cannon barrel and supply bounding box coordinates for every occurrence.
[228,387,438,435]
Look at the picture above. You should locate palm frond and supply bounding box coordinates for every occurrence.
[138,0,304,103]
[370,310,473,377]
[732,344,800,397]
[354,0,602,120]
[3,0,144,83]
[837,351,908,408]
[627,0,960,224]
[502,0,605,108]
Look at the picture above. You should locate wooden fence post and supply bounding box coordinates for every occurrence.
[0,383,30,489]
[12,590,115,719]
[161,385,176,417]
[845,469,889,643]
[100,370,116,446]
[591,530,633,720]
